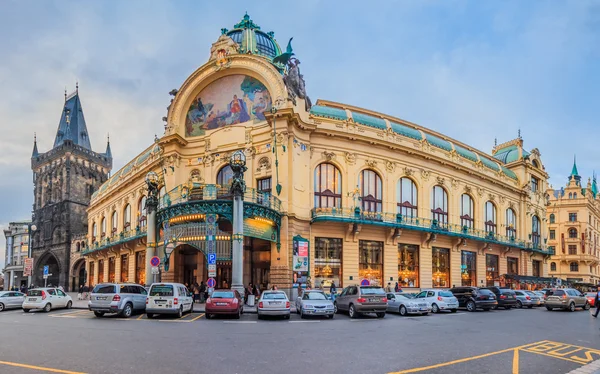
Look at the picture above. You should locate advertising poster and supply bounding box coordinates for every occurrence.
[292,236,309,273]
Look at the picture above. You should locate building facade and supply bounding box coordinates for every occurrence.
[30,89,112,290]
[547,162,600,284]
[83,14,553,293]
[2,222,31,290]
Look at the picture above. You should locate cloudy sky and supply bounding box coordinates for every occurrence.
[0,1,598,271]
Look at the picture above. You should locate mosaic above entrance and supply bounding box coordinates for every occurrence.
[185,74,272,137]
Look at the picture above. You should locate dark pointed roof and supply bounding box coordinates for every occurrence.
[32,133,38,157]
[569,155,581,185]
[105,135,112,158]
[53,91,92,150]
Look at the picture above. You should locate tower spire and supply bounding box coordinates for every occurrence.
[105,133,112,158]
[32,132,38,157]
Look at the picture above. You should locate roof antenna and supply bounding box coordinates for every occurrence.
[494,137,497,147]
[34,132,37,142]
[64,87,67,102]
[76,80,79,94]
[517,129,521,139]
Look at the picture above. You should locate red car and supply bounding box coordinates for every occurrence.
[205,289,244,319]
[585,292,597,307]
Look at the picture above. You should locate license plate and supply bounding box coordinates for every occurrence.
[315,310,325,313]
[216,302,227,306]
[368,298,380,302]
[28,298,36,301]
[96,297,107,301]
[269,301,282,305]
[155,300,166,304]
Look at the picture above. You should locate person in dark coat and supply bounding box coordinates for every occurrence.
[593,286,600,318]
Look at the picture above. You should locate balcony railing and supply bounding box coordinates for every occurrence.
[82,226,148,255]
[159,183,281,212]
[311,207,553,254]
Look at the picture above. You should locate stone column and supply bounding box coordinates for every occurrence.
[145,209,157,287]
[231,194,244,295]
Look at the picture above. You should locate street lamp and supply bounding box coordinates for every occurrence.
[230,150,246,167]
[25,223,37,287]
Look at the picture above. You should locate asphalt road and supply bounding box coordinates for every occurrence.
[0,305,599,374]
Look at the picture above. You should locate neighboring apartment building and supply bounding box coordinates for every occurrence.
[547,162,600,284]
[3,221,31,289]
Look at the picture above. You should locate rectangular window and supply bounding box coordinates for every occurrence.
[532,260,541,277]
[432,247,450,288]
[257,177,272,193]
[89,262,95,286]
[121,255,129,283]
[569,213,577,222]
[98,260,105,283]
[359,240,383,286]
[461,251,477,286]
[550,230,555,240]
[531,177,539,192]
[398,244,419,287]
[507,257,519,275]
[314,238,342,288]
[486,254,499,287]
[135,251,145,285]
[108,257,116,283]
[568,245,577,255]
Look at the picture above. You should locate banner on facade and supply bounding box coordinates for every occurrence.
[23,258,33,277]
[292,235,309,273]
[243,218,277,242]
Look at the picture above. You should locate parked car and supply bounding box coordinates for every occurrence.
[88,283,148,318]
[449,287,497,312]
[205,289,243,319]
[0,291,25,311]
[514,290,536,308]
[258,290,290,319]
[335,285,387,319]
[146,283,194,318]
[387,292,430,316]
[585,292,597,307]
[414,289,458,313]
[524,291,542,307]
[533,291,546,305]
[22,288,72,312]
[481,287,518,310]
[295,290,334,319]
[545,288,590,312]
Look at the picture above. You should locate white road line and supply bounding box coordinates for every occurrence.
[289,320,321,323]
[223,321,257,324]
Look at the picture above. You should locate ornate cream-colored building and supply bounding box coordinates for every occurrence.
[83,14,553,293]
[547,162,600,285]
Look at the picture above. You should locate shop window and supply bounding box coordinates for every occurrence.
[531,216,540,248]
[550,230,555,240]
[398,244,419,287]
[460,194,474,229]
[570,262,579,272]
[568,245,577,255]
[569,228,578,238]
[532,260,541,277]
[431,186,448,227]
[108,257,116,283]
[507,257,519,275]
[506,208,517,239]
[397,178,418,218]
[569,213,577,222]
[88,262,95,286]
[549,214,555,224]
[486,254,499,287]
[550,262,556,272]
[461,251,477,286]
[138,196,147,228]
[217,165,234,186]
[359,170,382,213]
[485,201,497,234]
[432,247,450,288]
[359,240,383,286]
[314,163,341,208]
[123,204,131,230]
[135,252,146,285]
[121,254,129,283]
[98,260,105,283]
[314,238,342,288]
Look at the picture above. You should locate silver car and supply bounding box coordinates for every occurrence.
[415,289,459,313]
[258,291,290,319]
[295,290,334,319]
[524,291,542,307]
[89,283,148,318]
[514,290,536,308]
[0,291,25,311]
[387,292,431,316]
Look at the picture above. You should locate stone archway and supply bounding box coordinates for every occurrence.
[35,252,61,288]
[71,258,86,291]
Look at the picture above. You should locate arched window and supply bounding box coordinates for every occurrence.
[550,262,556,272]
[569,228,578,239]
[485,201,497,233]
[397,178,418,218]
[359,169,382,213]
[92,222,97,243]
[460,194,474,229]
[574,192,577,199]
[76,242,81,252]
[532,160,540,168]
[506,208,517,238]
[549,214,555,224]
[217,165,234,186]
[111,211,118,234]
[314,163,342,208]
[138,196,147,228]
[569,192,572,199]
[431,186,448,226]
[570,262,579,272]
[123,204,131,229]
[100,217,106,237]
[532,216,540,248]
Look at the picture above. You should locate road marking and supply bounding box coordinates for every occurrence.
[521,341,600,365]
[223,321,256,324]
[189,313,205,322]
[289,320,320,323]
[0,360,85,374]
[49,310,89,317]
[136,314,144,320]
[513,349,519,374]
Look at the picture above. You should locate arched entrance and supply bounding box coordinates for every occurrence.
[71,259,86,291]
[172,244,206,286]
[35,252,60,288]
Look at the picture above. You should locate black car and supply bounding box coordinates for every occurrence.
[449,287,498,312]
[481,286,518,310]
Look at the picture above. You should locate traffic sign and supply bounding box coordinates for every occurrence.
[208,253,216,265]
[151,266,160,275]
[208,264,216,271]
[207,278,216,288]
[360,279,370,286]
[43,265,49,276]
[208,270,216,277]
[150,256,160,267]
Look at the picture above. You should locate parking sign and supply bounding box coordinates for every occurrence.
[43,265,49,276]
[208,253,216,265]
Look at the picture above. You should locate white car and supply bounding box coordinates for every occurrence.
[146,283,193,318]
[258,291,290,319]
[415,289,459,313]
[22,288,73,312]
[0,291,26,311]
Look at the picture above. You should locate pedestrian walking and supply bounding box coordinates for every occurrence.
[386,282,393,292]
[78,285,83,300]
[330,281,337,302]
[193,284,200,303]
[394,282,400,292]
[593,286,600,318]
[199,281,206,303]
[82,285,89,300]
[271,285,278,291]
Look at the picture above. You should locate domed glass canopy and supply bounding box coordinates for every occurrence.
[224,13,282,60]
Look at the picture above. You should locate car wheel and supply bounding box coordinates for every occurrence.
[504,306,512,310]
[22,309,30,313]
[285,314,290,320]
[376,312,385,318]
[569,302,576,312]
[146,313,154,319]
[431,303,440,313]
[257,314,263,320]
[451,309,457,313]
[93,311,105,318]
[328,314,334,319]
[177,306,183,318]
[517,301,523,309]
[466,301,476,312]
[527,305,533,309]
[492,305,498,310]
[421,312,428,316]
[546,307,553,311]
[0,303,4,312]
[66,301,72,309]
[43,303,52,313]
[121,303,133,318]
[348,304,357,319]
[334,302,338,314]
[483,308,490,311]
[584,302,591,311]
[399,305,407,316]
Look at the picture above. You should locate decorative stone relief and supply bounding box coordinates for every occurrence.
[403,167,414,177]
[385,161,396,173]
[245,130,253,144]
[203,154,215,166]
[322,151,336,161]
[488,193,496,201]
[451,178,459,190]
[205,139,211,152]
[421,169,430,181]
[365,159,377,168]
[436,176,445,186]
[244,146,256,158]
[345,152,356,165]
[189,169,202,183]
[257,156,271,172]
[499,196,506,205]
[508,201,515,210]
[477,187,484,197]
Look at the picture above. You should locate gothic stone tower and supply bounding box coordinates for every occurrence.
[31,89,112,290]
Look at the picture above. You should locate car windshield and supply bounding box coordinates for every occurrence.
[361,287,385,295]
[439,291,454,297]
[212,291,234,299]
[547,290,564,296]
[478,289,494,296]
[263,292,286,300]
[28,290,43,296]
[303,292,326,300]
[93,285,115,294]
[149,285,174,297]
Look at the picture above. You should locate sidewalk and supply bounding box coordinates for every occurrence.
[566,359,600,374]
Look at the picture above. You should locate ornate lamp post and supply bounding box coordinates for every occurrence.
[229,150,247,296]
[26,223,37,287]
[144,171,160,286]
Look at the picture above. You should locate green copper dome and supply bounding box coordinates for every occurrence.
[224,13,282,60]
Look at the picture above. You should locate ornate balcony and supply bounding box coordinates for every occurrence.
[82,226,148,256]
[311,207,553,255]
